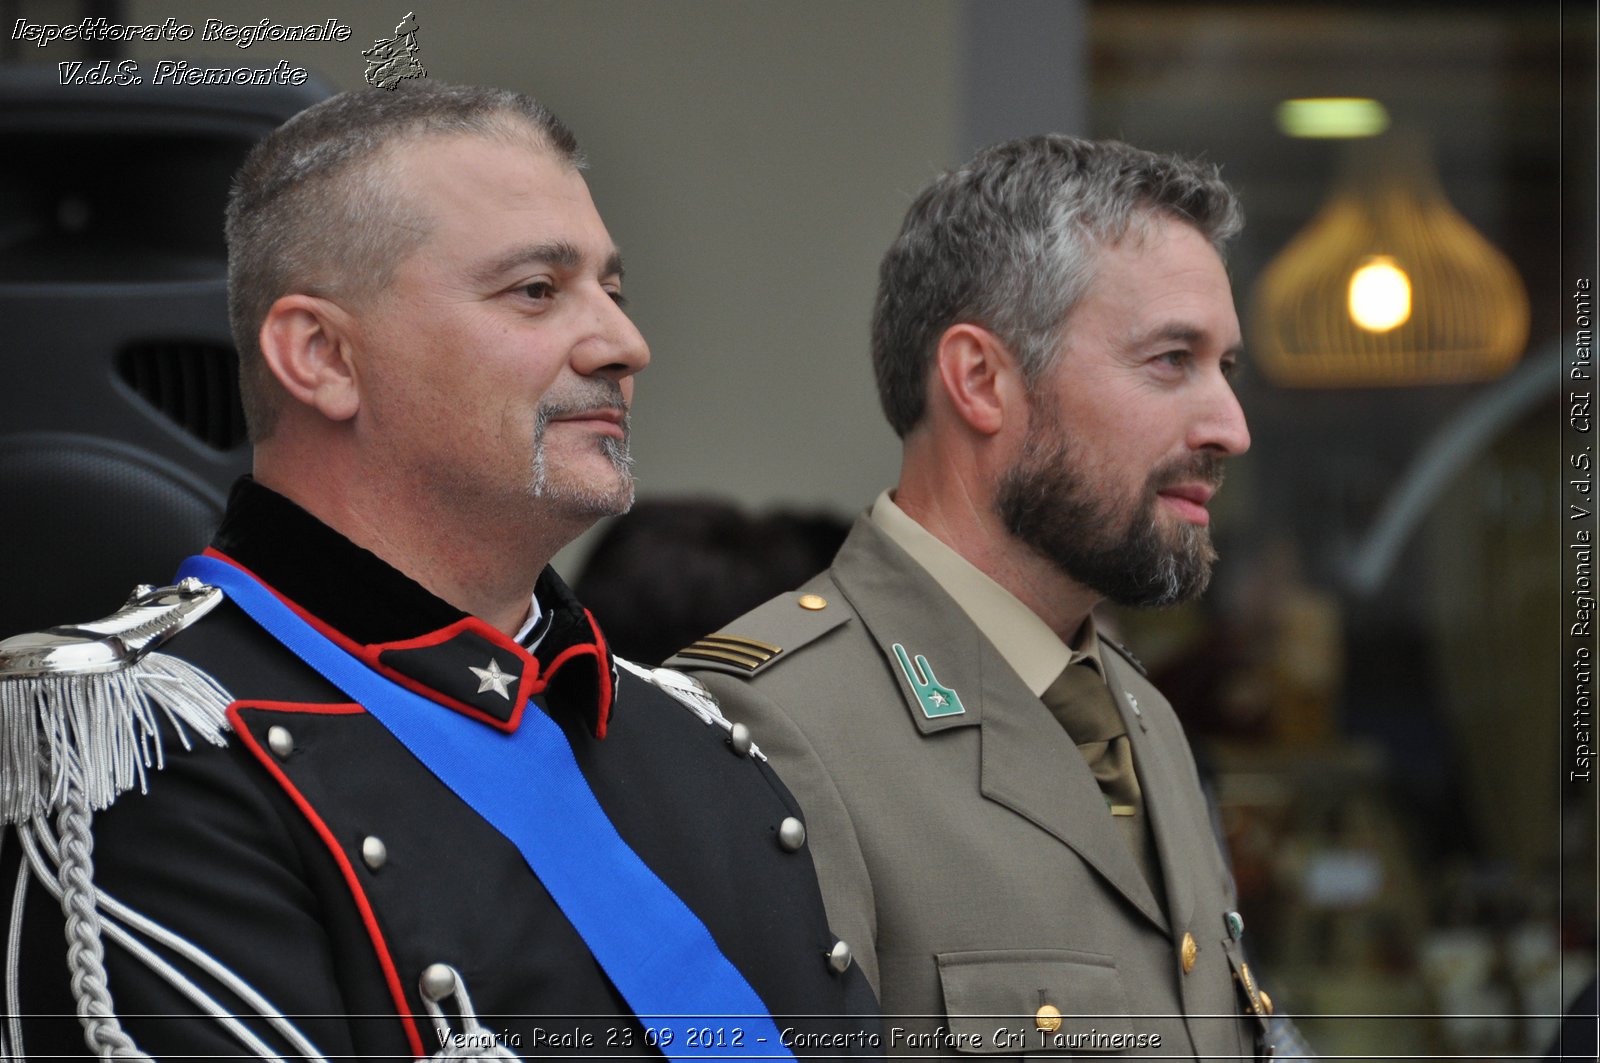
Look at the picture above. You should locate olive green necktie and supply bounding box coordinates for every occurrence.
[1042,661,1163,895]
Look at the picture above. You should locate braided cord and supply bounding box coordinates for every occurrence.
[57,778,150,1061]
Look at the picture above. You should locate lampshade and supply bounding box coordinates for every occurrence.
[1252,134,1529,387]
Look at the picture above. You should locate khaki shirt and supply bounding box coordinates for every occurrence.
[869,489,1107,694]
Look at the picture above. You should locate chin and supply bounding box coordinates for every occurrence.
[532,476,634,519]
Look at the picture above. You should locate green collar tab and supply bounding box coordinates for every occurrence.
[892,643,966,718]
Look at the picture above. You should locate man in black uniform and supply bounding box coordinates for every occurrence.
[0,84,877,1060]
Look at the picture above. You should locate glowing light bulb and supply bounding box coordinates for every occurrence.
[1348,257,1411,332]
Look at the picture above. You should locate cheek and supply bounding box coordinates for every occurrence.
[1072,439,1151,507]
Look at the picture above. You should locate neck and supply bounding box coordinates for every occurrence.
[895,453,1099,645]
[256,457,574,636]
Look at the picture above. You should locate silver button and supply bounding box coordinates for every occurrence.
[777,816,806,851]
[361,836,387,870]
[828,940,852,974]
[266,726,293,759]
[419,963,458,1002]
[729,723,753,757]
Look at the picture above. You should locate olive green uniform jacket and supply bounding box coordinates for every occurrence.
[671,517,1267,1060]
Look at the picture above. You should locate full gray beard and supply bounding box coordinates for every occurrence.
[528,384,636,516]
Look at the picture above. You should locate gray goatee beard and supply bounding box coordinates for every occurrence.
[529,380,636,516]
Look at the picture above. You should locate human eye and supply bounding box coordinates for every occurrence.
[603,280,629,310]
[1155,348,1191,369]
[517,279,556,303]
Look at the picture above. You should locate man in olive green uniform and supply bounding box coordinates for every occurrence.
[672,136,1280,1059]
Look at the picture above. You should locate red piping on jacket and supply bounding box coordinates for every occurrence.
[228,700,427,1059]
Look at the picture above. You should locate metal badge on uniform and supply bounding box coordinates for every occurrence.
[1236,961,1270,1018]
[469,659,517,700]
[1123,691,1150,732]
[1227,951,1274,1021]
[1222,935,1276,1052]
[892,643,965,718]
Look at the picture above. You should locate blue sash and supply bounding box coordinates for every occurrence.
[177,555,795,1060]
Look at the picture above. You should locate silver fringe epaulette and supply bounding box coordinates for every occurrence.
[614,657,766,761]
[0,578,232,824]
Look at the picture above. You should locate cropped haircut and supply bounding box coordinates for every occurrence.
[870,135,1242,438]
[226,83,584,441]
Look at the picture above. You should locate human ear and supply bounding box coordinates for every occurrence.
[257,294,361,422]
[932,323,1022,436]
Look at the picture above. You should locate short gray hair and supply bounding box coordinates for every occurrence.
[870,135,1242,438]
[226,82,584,441]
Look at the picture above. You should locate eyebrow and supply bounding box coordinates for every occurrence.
[1135,323,1245,359]
[469,241,626,287]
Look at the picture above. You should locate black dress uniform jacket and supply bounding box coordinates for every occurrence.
[2,480,879,1060]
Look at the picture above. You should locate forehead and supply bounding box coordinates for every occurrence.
[1073,220,1237,337]
[386,133,607,265]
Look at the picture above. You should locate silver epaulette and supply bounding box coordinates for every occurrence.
[1,579,241,1063]
[0,578,222,678]
[614,657,767,762]
[0,579,233,824]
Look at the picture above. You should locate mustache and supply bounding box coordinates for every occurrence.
[1150,451,1226,492]
[535,379,630,423]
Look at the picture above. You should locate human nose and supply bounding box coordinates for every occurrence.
[573,289,650,380]
[1191,372,1251,456]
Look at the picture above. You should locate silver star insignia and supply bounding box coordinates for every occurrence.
[1125,693,1141,716]
[468,658,516,700]
[929,691,947,707]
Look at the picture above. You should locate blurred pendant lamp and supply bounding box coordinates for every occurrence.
[1252,99,1529,387]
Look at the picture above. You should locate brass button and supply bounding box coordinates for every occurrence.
[777,816,806,851]
[1259,988,1274,1015]
[266,726,294,759]
[1034,1004,1062,1032]
[797,594,828,611]
[1180,932,1198,973]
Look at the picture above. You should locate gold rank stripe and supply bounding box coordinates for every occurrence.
[678,644,767,671]
[678,634,784,672]
[700,633,782,656]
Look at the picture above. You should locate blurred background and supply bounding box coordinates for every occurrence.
[0,1,1593,1057]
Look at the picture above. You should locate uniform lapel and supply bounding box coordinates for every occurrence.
[830,520,1168,932]
[1102,651,1194,937]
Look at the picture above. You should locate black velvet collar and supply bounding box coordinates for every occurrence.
[212,478,462,644]
[209,478,617,737]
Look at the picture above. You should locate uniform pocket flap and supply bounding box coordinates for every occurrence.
[935,949,1138,1054]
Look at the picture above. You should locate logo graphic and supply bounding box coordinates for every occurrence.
[363,12,425,90]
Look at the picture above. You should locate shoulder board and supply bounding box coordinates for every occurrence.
[1100,635,1149,677]
[0,579,232,822]
[664,585,849,679]
[0,578,221,678]
[614,657,765,761]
